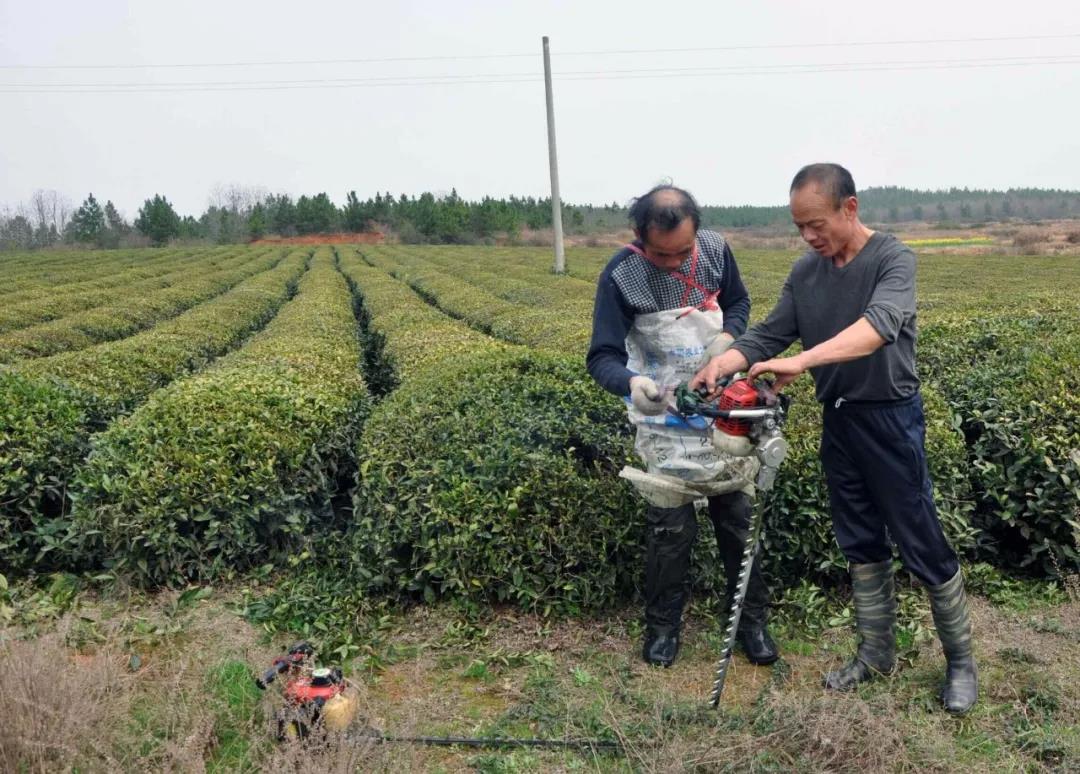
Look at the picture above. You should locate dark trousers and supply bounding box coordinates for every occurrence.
[821,394,959,587]
[644,491,770,632]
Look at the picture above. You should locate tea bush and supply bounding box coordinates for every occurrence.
[350,348,643,614]
[70,249,368,585]
[0,251,308,572]
[920,311,1080,574]
[756,378,977,589]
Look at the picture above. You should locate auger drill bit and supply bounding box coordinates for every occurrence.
[709,428,788,708]
[709,499,765,707]
[670,378,788,708]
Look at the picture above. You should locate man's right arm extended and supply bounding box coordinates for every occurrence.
[691,276,800,393]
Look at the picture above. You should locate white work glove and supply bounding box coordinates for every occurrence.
[704,333,735,360]
[629,375,668,416]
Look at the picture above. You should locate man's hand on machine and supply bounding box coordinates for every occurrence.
[690,348,750,396]
[629,375,669,415]
[748,353,808,390]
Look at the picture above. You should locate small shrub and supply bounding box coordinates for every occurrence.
[0,374,91,572]
[919,314,1080,575]
[350,349,643,614]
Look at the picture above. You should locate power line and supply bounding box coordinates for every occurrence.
[0,32,1078,70]
[3,54,1079,93]
[5,53,1077,90]
[553,32,1080,58]
[562,57,1080,80]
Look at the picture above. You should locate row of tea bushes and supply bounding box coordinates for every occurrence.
[754,376,978,588]
[346,349,644,614]
[69,249,369,585]
[330,250,642,614]
[0,247,201,300]
[374,245,599,305]
[361,248,592,354]
[0,248,281,361]
[919,310,1080,575]
[0,247,233,332]
[337,248,508,382]
[0,250,310,572]
[241,248,517,636]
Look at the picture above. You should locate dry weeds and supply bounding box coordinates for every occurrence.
[1,582,1076,772]
[0,633,131,773]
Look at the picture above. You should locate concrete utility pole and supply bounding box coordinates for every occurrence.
[542,35,565,274]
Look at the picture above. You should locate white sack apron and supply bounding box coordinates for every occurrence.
[617,243,758,507]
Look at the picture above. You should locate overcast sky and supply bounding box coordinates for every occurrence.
[1,1,1078,218]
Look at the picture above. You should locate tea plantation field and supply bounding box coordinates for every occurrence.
[1,243,1078,771]
[3,244,1076,597]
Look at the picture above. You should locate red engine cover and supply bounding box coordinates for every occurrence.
[284,677,345,705]
[714,380,762,436]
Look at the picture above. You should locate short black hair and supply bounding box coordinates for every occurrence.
[628,185,701,242]
[790,163,857,209]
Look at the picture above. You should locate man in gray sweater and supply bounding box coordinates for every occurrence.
[692,163,977,714]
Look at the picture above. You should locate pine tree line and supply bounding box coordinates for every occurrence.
[5,186,1080,250]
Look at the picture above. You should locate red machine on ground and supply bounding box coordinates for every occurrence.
[256,642,358,740]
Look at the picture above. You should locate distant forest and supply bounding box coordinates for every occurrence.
[4,185,1080,250]
[692,187,1080,229]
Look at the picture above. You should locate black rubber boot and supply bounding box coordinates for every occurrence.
[642,627,680,667]
[642,503,697,667]
[824,560,897,690]
[736,620,779,666]
[709,492,778,665]
[927,568,978,714]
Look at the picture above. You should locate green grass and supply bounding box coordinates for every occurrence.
[1,576,1077,771]
[964,562,1067,610]
[205,659,265,773]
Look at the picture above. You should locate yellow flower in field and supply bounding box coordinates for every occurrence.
[906,237,994,247]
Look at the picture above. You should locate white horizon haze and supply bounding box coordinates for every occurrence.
[2,0,1078,219]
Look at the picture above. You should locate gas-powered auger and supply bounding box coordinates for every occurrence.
[672,375,790,707]
[256,641,359,741]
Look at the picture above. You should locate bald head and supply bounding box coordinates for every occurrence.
[628,185,701,242]
[651,188,687,208]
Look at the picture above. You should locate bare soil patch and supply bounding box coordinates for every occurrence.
[252,231,385,245]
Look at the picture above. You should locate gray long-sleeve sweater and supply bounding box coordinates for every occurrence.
[732,232,919,404]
